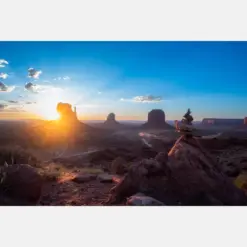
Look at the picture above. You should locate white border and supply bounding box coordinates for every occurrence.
[1,207,247,247]
[1,0,247,41]
[1,0,247,247]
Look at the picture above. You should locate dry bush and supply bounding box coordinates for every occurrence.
[0,145,39,167]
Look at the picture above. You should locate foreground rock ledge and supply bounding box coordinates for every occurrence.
[105,136,247,206]
[0,164,43,205]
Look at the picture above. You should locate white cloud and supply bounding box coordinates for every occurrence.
[25,82,63,94]
[120,95,163,103]
[0,103,25,112]
[63,76,70,80]
[54,76,70,81]
[0,82,15,92]
[0,73,8,79]
[8,100,19,104]
[98,91,102,95]
[25,82,39,93]
[28,68,42,79]
[0,59,8,68]
[53,77,61,81]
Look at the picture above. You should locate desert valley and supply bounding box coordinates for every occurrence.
[1,103,247,206]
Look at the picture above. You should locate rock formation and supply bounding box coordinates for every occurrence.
[141,109,174,129]
[106,134,247,205]
[103,113,121,129]
[106,109,247,206]
[56,102,78,124]
[0,163,43,205]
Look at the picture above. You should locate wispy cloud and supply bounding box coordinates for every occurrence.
[0,103,25,112]
[0,59,8,68]
[0,82,15,93]
[0,104,7,110]
[63,76,70,80]
[0,73,8,79]
[98,91,102,95]
[25,82,40,93]
[8,100,19,104]
[25,82,63,94]
[120,95,163,103]
[28,68,42,79]
[53,76,71,81]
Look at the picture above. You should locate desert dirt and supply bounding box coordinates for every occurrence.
[1,120,247,206]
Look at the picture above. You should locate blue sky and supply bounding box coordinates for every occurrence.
[0,41,247,121]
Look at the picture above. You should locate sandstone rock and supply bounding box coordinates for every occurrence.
[112,175,123,184]
[111,157,127,175]
[0,163,43,205]
[97,173,114,183]
[155,152,168,164]
[127,193,165,206]
[106,136,247,206]
[56,102,78,123]
[107,113,116,122]
[103,113,121,129]
[72,173,97,183]
[141,109,174,129]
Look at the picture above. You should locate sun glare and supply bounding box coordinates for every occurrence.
[40,108,60,120]
[34,90,66,120]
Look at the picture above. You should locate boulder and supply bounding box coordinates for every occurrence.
[97,173,114,183]
[106,136,247,206]
[127,193,165,206]
[0,163,43,205]
[72,173,97,183]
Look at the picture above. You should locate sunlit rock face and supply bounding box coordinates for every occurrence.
[56,102,78,123]
[142,109,173,129]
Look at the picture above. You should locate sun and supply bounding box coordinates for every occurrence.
[28,87,78,121]
[35,101,61,120]
[34,90,64,120]
[40,108,60,120]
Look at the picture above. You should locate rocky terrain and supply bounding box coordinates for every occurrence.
[1,131,247,206]
[1,106,247,206]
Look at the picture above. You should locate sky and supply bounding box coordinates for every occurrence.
[0,41,247,121]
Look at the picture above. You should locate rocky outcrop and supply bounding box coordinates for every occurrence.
[0,163,43,205]
[106,135,247,206]
[141,109,174,130]
[56,102,78,123]
[110,157,127,175]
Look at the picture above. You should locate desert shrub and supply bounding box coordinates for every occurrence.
[0,145,39,167]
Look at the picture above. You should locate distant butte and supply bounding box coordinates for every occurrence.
[103,113,121,129]
[141,109,174,130]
